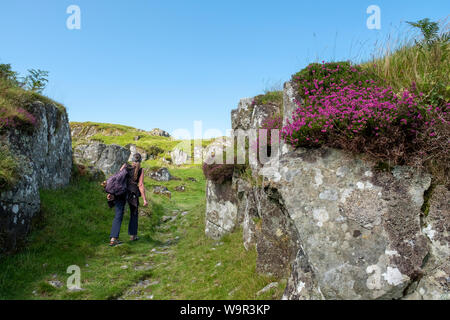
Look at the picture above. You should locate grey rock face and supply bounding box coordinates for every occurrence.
[205,180,238,239]
[254,187,300,278]
[262,147,431,300]
[0,102,72,254]
[405,185,449,300]
[74,142,130,176]
[231,98,254,131]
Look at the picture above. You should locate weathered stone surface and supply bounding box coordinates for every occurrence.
[0,157,39,253]
[4,102,72,189]
[231,98,254,131]
[254,187,300,278]
[282,248,324,300]
[74,142,130,176]
[261,147,432,299]
[233,178,258,250]
[148,167,172,182]
[1,101,72,254]
[405,185,450,300]
[205,180,238,239]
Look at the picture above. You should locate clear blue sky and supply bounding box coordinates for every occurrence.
[1,0,448,138]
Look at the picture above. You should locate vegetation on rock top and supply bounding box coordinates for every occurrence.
[0,64,65,133]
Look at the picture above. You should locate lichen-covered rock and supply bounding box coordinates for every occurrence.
[205,180,238,239]
[261,147,432,300]
[0,156,39,254]
[0,101,72,254]
[4,102,72,189]
[254,187,300,278]
[405,185,449,300]
[231,98,254,130]
[148,167,172,182]
[233,178,258,250]
[73,142,130,176]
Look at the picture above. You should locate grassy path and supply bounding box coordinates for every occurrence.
[0,166,284,300]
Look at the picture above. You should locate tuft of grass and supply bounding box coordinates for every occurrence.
[253,91,283,108]
[362,20,449,109]
[0,144,19,191]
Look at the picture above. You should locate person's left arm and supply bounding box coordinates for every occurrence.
[138,171,148,206]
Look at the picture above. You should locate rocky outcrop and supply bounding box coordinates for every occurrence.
[73,142,130,176]
[204,80,450,300]
[0,101,72,254]
[149,128,170,138]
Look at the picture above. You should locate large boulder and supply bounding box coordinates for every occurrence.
[0,101,72,254]
[261,147,432,300]
[148,128,170,137]
[73,142,130,176]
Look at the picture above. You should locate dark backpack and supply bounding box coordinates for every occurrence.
[105,166,128,196]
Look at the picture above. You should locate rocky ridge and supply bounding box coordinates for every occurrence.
[204,82,449,300]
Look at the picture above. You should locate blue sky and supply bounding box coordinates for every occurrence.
[0,0,448,138]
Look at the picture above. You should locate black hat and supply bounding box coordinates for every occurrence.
[132,153,142,163]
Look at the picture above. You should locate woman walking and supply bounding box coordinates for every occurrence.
[109,153,148,246]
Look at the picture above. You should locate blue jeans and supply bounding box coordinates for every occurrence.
[110,194,139,239]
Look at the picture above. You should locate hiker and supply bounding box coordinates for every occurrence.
[108,153,148,246]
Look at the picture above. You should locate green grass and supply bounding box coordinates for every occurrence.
[0,144,19,191]
[253,91,283,108]
[362,27,449,108]
[0,165,283,300]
